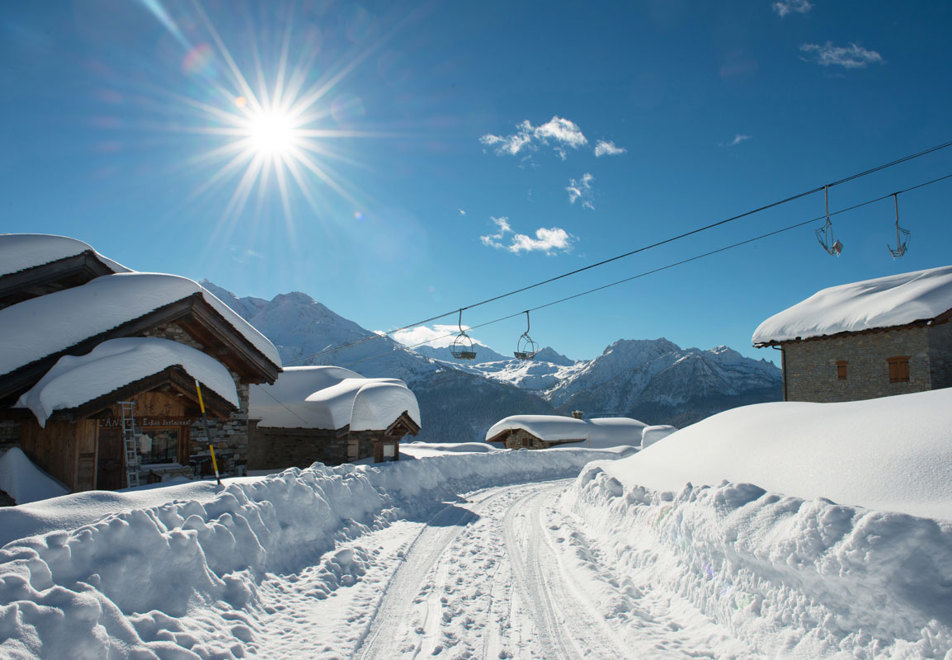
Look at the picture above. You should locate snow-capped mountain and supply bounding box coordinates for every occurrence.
[204,282,782,437]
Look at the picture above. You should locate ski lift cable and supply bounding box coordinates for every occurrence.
[331,171,952,370]
[289,142,952,366]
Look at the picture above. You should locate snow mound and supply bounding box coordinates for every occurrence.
[0,272,281,377]
[598,388,952,519]
[753,264,952,345]
[568,469,952,657]
[251,366,420,430]
[0,448,69,505]
[0,448,620,657]
[16,337,239,426]
[0,233,129,277]
[486,414,646,447]
[401,441,500,459]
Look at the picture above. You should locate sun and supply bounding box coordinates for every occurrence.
[244,107,298,158]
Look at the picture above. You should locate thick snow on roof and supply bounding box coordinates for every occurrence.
[640,424,678,448]
[251,366,420,431]
[0,272,281,376]
[0,448,69,504]
[486,414,646,447]
[753,264,952,345]
[15,338,239,426]
[0,233,129,277]
[596,387,952,519]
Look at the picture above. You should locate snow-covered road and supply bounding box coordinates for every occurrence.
[248,478,743,659]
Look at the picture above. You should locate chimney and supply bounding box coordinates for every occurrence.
[571,410,584,419]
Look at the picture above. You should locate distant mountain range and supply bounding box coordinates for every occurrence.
[204,281,782,441]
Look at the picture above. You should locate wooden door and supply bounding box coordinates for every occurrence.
[97,427,123,490]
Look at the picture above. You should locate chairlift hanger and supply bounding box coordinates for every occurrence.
[888,192,911,259]
[816,185,844,256]
[513,310,539,360]
[450,309,477,360]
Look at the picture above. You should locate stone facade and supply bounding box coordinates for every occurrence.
[498,428,583,450]
[247,425,376,469]
[781,323,946,402]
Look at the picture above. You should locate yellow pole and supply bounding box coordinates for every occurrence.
[194,379,220,486]
[209,444,220,484]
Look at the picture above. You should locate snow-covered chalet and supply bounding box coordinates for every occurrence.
[485,413,646,449]
[247,366,421,468]
[753,265,952,402]
[0,234,281,493]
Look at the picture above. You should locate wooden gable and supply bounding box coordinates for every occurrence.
[0,251,118,311]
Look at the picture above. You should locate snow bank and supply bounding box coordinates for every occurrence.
[0,272,281,377]
[753,264,952,345]
[0,448,618,658]
[15,338,239,426]
[567,470,952,658]
[251,366,420,430]
[596,388,952,519]
[0,233,129,277]
[640,424,677,448]
[401,441,499,458]
[0,448,69,505]
[485,414,646,447]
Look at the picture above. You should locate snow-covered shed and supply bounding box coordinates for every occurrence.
[248,366,421,468]
[753,265,952,402]
[485,414,646,450]
[0,236,282,494]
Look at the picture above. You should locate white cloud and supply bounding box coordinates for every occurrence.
[594,140,627,157]
[480,216,574,255]
[799,42,884,69]
[480,116,588,158]
[392,324,467,349]
[773,0,812,17]
[509,227,573,254]
[480,216,512,248]
[458,208,466,216]
[729,134,752,146]
[566,172,595,209]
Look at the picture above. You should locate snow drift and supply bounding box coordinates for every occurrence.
[0,448,69,505]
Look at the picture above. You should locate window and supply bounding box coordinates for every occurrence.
[137,428,182,464]
[887,356,910,383]
[836,361,848,380]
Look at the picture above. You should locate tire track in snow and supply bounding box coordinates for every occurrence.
[503,483,626,660]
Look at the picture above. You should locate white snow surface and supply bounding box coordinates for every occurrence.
[0,448,620,658]
[0,233,130,277]
[597,387,952,519]
[752,264,952,345]
[15,338,240,426]
[250,366,420,430]
[486,414,646,447]
[0,272,281,376]
[640,424,678,448]
[0,448,69,505]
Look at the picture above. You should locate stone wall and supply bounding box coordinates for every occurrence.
[783,326,932,402]
[927,321,952,389]
[144,322,251,475]
[247,425,375,469]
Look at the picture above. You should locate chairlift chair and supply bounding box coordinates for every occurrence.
[816,185,844,256]
[513,310,539,360]
[450,309,477,360]
[887,193,911,259]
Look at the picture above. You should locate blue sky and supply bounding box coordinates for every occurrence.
[3,1,952,364]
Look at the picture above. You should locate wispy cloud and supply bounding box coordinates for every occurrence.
[728,134,752,147]
[480,216,574,254]
[392,324,478,349]
[800,42,884,69]
[594,140,627,157]
[566,173,595,210]
[480,116,588,159]
[458,208,466,216]
[773,0,812,17]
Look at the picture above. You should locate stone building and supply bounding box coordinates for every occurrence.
[247,366,421,469]
[485,413,646,449]
[753,265,952,402]
[0,234,281,494]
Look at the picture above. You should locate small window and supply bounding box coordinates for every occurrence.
[836,361,848,380]
[887,356,910,383]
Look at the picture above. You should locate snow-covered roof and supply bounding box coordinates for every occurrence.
[0,272,281,376]
[753,265,952,346]
[485,415,646,447]
[0,233,129,277]
[15,337,239,426]
[250,366,421,431]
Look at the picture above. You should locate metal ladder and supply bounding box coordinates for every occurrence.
[119,401,140,489]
